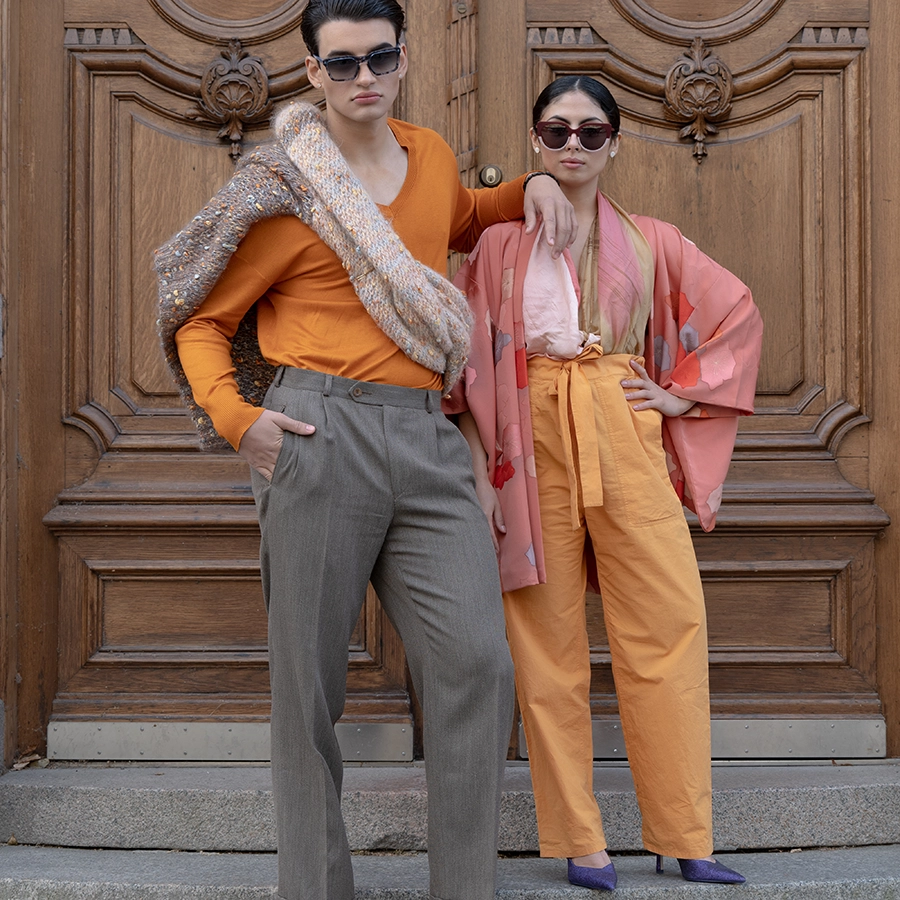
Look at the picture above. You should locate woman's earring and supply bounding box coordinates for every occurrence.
[610,151,616,158]
[533,146,540,154]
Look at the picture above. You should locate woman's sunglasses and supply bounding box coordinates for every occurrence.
[534,121,614,152]
[313,46,402,82]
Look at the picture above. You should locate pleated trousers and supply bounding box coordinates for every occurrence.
[503,351,713,860]
[251,367,515,900]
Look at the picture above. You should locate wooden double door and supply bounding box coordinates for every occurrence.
[3,0,899,763]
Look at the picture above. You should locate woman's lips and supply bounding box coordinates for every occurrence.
[353,93,381,103]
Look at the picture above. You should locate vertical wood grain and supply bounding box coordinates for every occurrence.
[403,0,447,136]
[869,0,900,755]
[0,0,15,766]
[477,0,528,180]
[13,0,67,756]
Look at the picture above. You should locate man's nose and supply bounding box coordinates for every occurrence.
[356,60,377,84]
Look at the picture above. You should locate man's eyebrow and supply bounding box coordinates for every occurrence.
[323,42,395,57]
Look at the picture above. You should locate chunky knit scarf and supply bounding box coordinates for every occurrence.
[157,100,472,449]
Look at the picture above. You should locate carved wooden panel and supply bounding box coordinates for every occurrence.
[10,0,891,762]
[47,524,407,725]
[43,5,413,746]
[508,0,887,754]
[448,0,478,186]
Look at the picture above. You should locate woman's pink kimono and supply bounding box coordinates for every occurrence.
[445,196,763,592]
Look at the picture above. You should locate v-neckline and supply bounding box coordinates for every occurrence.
[376,119,414,216]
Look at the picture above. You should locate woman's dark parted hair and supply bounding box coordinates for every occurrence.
[532,76,621,135]
[300,0,406,57]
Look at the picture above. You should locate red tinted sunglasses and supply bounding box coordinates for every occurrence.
[534,121,614,152]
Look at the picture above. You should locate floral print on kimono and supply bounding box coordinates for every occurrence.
[445,196,763,592]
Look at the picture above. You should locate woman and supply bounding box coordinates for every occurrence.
[447,76,762,890]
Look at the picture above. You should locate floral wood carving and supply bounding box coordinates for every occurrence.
[189,39,272,159]
[663,37,733,164]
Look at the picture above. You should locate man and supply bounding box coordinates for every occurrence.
[157,2,576,897]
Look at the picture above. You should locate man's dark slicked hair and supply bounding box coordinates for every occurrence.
[300,0,406,57]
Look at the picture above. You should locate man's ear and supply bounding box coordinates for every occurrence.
[306,54,323,89]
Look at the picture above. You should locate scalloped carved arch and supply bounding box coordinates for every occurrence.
[607,0,787,45]
[149,0,305,45]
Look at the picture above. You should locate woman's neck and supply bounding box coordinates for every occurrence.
[561,180,600,221]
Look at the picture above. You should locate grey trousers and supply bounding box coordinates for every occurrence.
[251,367,515,900]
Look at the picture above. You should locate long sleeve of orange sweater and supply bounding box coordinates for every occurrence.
[175,118,527,450]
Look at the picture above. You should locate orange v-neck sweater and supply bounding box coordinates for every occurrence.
[175,118,526,449]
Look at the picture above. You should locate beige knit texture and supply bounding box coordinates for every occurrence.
[156,101,472,449]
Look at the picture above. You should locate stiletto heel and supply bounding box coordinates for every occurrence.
[567,858,618,891]
[656,853,745,884]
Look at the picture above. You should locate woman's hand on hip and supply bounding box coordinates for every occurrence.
[238,408,316,481]
[621,359,695,417]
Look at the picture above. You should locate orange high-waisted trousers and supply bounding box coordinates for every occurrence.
[502,350,713,859]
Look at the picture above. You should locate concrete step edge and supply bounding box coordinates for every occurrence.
[1,763,899,854]
[1,845,900,899]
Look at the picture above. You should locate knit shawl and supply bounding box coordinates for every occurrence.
[156,101,472,449]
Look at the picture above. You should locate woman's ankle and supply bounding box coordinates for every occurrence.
[571,849,611,868]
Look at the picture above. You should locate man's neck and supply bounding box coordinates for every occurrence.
[325,111,396,168]
[323,108,408,207]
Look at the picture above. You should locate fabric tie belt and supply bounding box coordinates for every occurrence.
[549,344,605,529]
[547,346,645,530]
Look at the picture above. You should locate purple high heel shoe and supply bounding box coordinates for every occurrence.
[567,857,618,891]
[656,854,746,884]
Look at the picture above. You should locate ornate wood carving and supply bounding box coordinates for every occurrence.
[526,25,599,46]
[64,27,140,47]
[794,26,868,45]
[188,39,272,159]
[663,37,733,163]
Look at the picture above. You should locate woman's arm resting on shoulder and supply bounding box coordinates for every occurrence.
[457,411,506,552]
[523,174,577,258]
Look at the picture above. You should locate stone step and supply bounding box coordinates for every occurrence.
[1,761,899,854]
[1,844,900,899]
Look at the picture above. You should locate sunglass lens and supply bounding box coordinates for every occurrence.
[369,48,401,75]
[325,57,358,80]
[541,125,571,149]
[579,126,609,151]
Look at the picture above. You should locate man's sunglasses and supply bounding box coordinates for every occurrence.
[534,121,614,152]
[313,46,402,82]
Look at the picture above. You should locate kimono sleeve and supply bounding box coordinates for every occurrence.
[636,216,763,530]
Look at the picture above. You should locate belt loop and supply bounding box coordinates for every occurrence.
[273,366,285,388]
[425,391,433,414]
[323,373,333,397]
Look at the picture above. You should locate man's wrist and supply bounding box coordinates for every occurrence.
[523,171,560,192]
